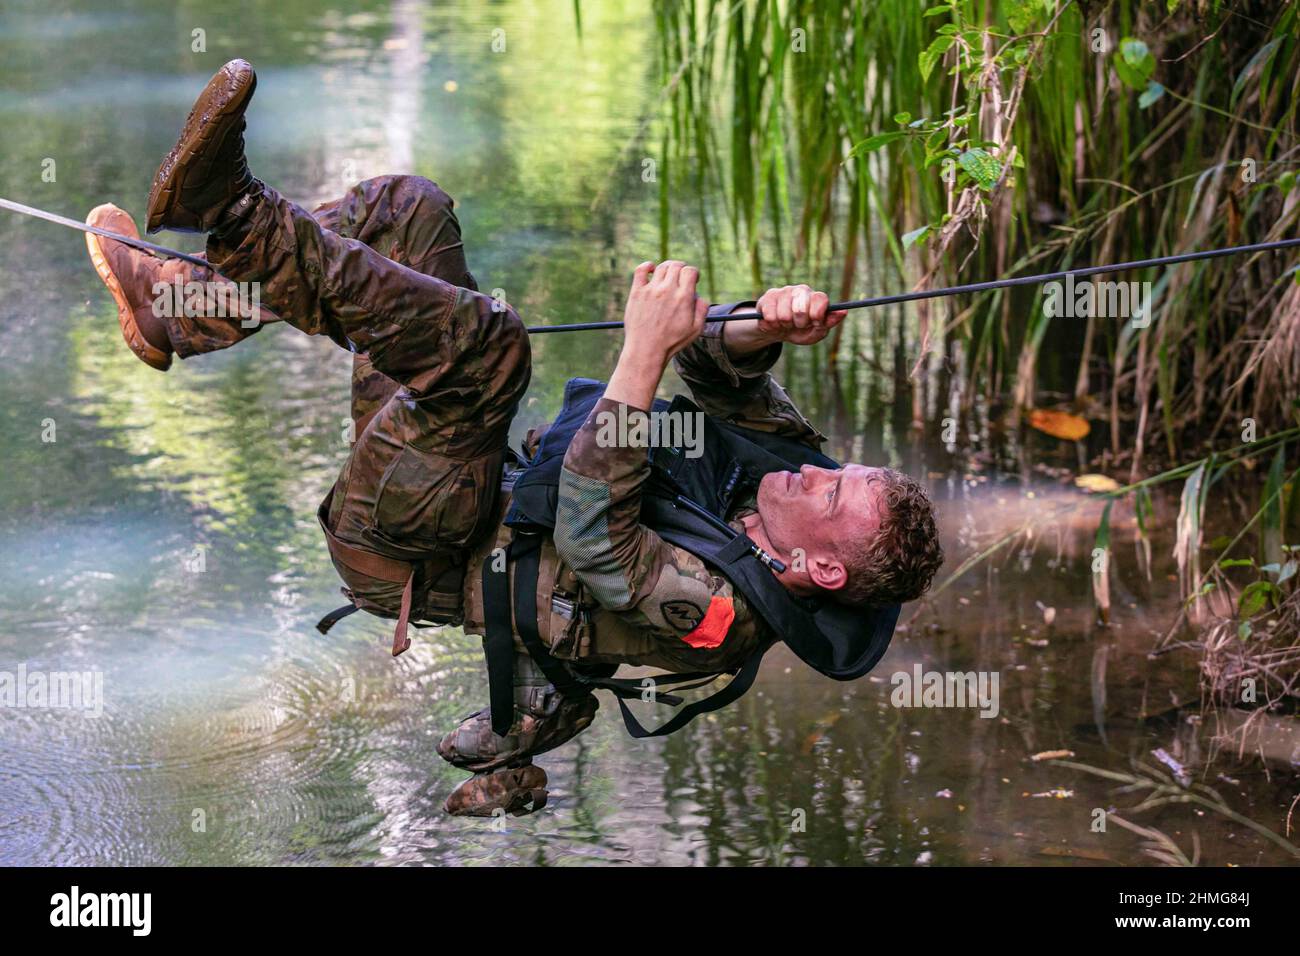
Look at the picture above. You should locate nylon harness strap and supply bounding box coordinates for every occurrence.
[613,644,769,738]
[481,530,769,739]
[316,492,416,657]
[315,603,360,634]
[481,532,591,736]
[481,539,523,736]
[510,534,596,700]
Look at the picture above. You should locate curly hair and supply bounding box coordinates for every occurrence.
[833,469,943,608]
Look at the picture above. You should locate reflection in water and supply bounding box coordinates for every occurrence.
[0,0,1294,866]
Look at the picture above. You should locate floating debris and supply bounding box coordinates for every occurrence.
[1038,845,1114,862]
[1030,749,1076,762]
[1151,747,1192,787]
[1035,600,1057,626]
[1075,473,1121,493]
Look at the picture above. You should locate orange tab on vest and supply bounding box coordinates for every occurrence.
[680,595,735,649]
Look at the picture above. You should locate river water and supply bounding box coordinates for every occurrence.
[1,0,1295,866]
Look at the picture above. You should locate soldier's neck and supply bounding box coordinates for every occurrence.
[739,512,815,597]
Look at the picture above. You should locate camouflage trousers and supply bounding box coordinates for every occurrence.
[163,175,593,778]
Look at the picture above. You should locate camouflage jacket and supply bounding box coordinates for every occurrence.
[460,314,826,673]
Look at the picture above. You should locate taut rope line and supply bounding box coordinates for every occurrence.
[5,195,1299,333]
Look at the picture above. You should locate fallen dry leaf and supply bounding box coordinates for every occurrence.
[1028,408,1091,441]
[1075,473,1120,493]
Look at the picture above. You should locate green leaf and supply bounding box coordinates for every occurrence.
[1006,0,1048,34]
[1138,81,1165,109]
[919,34,955,83]
[902,225,932,250]
[1238,620,1252,640]
[1183,165,1216,230]
[1239,580,1278,618]
[893,111,912,125]
[1231,37,1282,107]
[848,131,907,157]
[1114,37,1155,90]
[1219,558,1255,569]
[958,147,1001,190]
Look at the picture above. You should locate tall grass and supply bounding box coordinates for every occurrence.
[652,0,1300,471]
[646,3,1300,761]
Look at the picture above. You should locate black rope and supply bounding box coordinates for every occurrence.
[6,193,1297,334]
[0,196,210,269]
[529,236,1300,333]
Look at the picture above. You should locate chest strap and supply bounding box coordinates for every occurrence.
[481,530,772,739]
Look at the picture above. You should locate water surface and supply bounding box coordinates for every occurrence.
[1,0,1295,866]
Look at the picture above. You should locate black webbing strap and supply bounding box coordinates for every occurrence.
[581,670,728,708]
[315,603,360,634]
[510,533,593,701]
[611,642,772,739]
[481,547,519,736]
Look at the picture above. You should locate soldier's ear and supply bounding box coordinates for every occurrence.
[809,555,846,592]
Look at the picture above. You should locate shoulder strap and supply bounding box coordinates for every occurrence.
[481,543,521,736]
[510,534,594,701]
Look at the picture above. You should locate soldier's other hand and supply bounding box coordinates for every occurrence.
[621,260,709,361]
[755,285,847,346]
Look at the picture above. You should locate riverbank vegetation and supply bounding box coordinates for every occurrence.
[650,0,1299,803]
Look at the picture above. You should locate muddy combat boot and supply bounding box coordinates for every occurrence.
[437,694,599,773]
[84,203,176,371]
[444,763,549,817]
[146,59,260,234]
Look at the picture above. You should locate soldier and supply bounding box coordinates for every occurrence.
[86,60,943,817]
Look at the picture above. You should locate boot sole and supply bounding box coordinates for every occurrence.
[85,205,173,372]
[146,60,257,234]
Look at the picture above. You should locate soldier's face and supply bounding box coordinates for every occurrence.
[756,463,885,578]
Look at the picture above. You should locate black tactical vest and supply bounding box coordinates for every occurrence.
[481,377,901,738]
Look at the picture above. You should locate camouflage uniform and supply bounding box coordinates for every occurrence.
[164,174,826,790]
